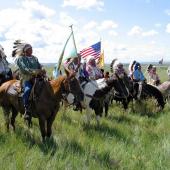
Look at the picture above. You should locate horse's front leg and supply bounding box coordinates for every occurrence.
[11,106,18,131]
[2,106,10,132]
[104,101,109,117]
[38,116,46,142]
[47,112,56,138]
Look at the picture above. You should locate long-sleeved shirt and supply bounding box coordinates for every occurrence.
[16,55,41,81]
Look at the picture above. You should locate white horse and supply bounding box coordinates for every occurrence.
[81,78,116,124]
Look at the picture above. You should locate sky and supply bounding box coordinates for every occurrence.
[0,0,170,63]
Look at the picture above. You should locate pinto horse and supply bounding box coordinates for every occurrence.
[0,74,84,141]
[79,77,120,124]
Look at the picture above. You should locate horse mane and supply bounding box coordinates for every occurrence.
[50,75,66,93]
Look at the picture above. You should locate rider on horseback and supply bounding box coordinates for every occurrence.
[0,45,12,85]
[64,54,81,77]
[86,56,103,80]
[15,43,44,120]
[112,61,127,79]
[111,60,130,98]
[63,53,85,110]
[132,62,146,99]
[147,65,161,86]
[132,62,146,82]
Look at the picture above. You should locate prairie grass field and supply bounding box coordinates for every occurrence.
[0,64,170,170]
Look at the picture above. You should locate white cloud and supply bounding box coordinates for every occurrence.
[166,23,170,33]
[0,0,73,63]
[62,0,104,10]
[142,30,158,36]
[22,0,56,18]
[128,26,143,36]
[128,26,158,37]
[98,20,118,30]
[155,23,161,28]
[150,40,156,45]
[59,12,77,26]
[83,21,98,30]
[108,30,118,36]
[165,9,170,16]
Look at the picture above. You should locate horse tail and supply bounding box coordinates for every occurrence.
[142,84,165,109]
[110,58,117,73]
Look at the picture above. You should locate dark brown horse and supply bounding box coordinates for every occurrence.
[0,74,84,141]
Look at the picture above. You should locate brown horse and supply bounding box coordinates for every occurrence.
[0,74,84,141]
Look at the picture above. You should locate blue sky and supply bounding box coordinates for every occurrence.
[0,0,170,63]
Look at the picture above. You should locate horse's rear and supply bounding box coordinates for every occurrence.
[157,81,170,105]
[0,80,22,130]
[140,83,165,110]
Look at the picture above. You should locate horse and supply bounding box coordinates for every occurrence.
[102,74,131,116]
[0,74,84,141]
[79,77,120,124]
[103,59,165,116]
[133,82,165,109]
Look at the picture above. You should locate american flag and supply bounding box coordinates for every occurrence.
[79,42,101,60]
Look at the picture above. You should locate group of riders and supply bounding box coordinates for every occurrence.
[0,42,170,121]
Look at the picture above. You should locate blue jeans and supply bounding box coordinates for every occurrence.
[23,81,33,107]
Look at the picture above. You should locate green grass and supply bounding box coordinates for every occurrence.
[0,105,170,170]
[0,65,170,170]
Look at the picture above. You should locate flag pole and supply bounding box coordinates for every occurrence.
[69,24,80,69]
[56,30,73,72]
[69,24,78,55]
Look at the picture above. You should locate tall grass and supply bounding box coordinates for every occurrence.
[0,104,170,169]
[0,65,169,170]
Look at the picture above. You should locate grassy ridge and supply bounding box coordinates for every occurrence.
[0,65,170,170]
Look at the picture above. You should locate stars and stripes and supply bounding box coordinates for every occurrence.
[79,42,101,60]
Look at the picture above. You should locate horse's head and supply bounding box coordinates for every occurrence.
[63,75,84,105]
